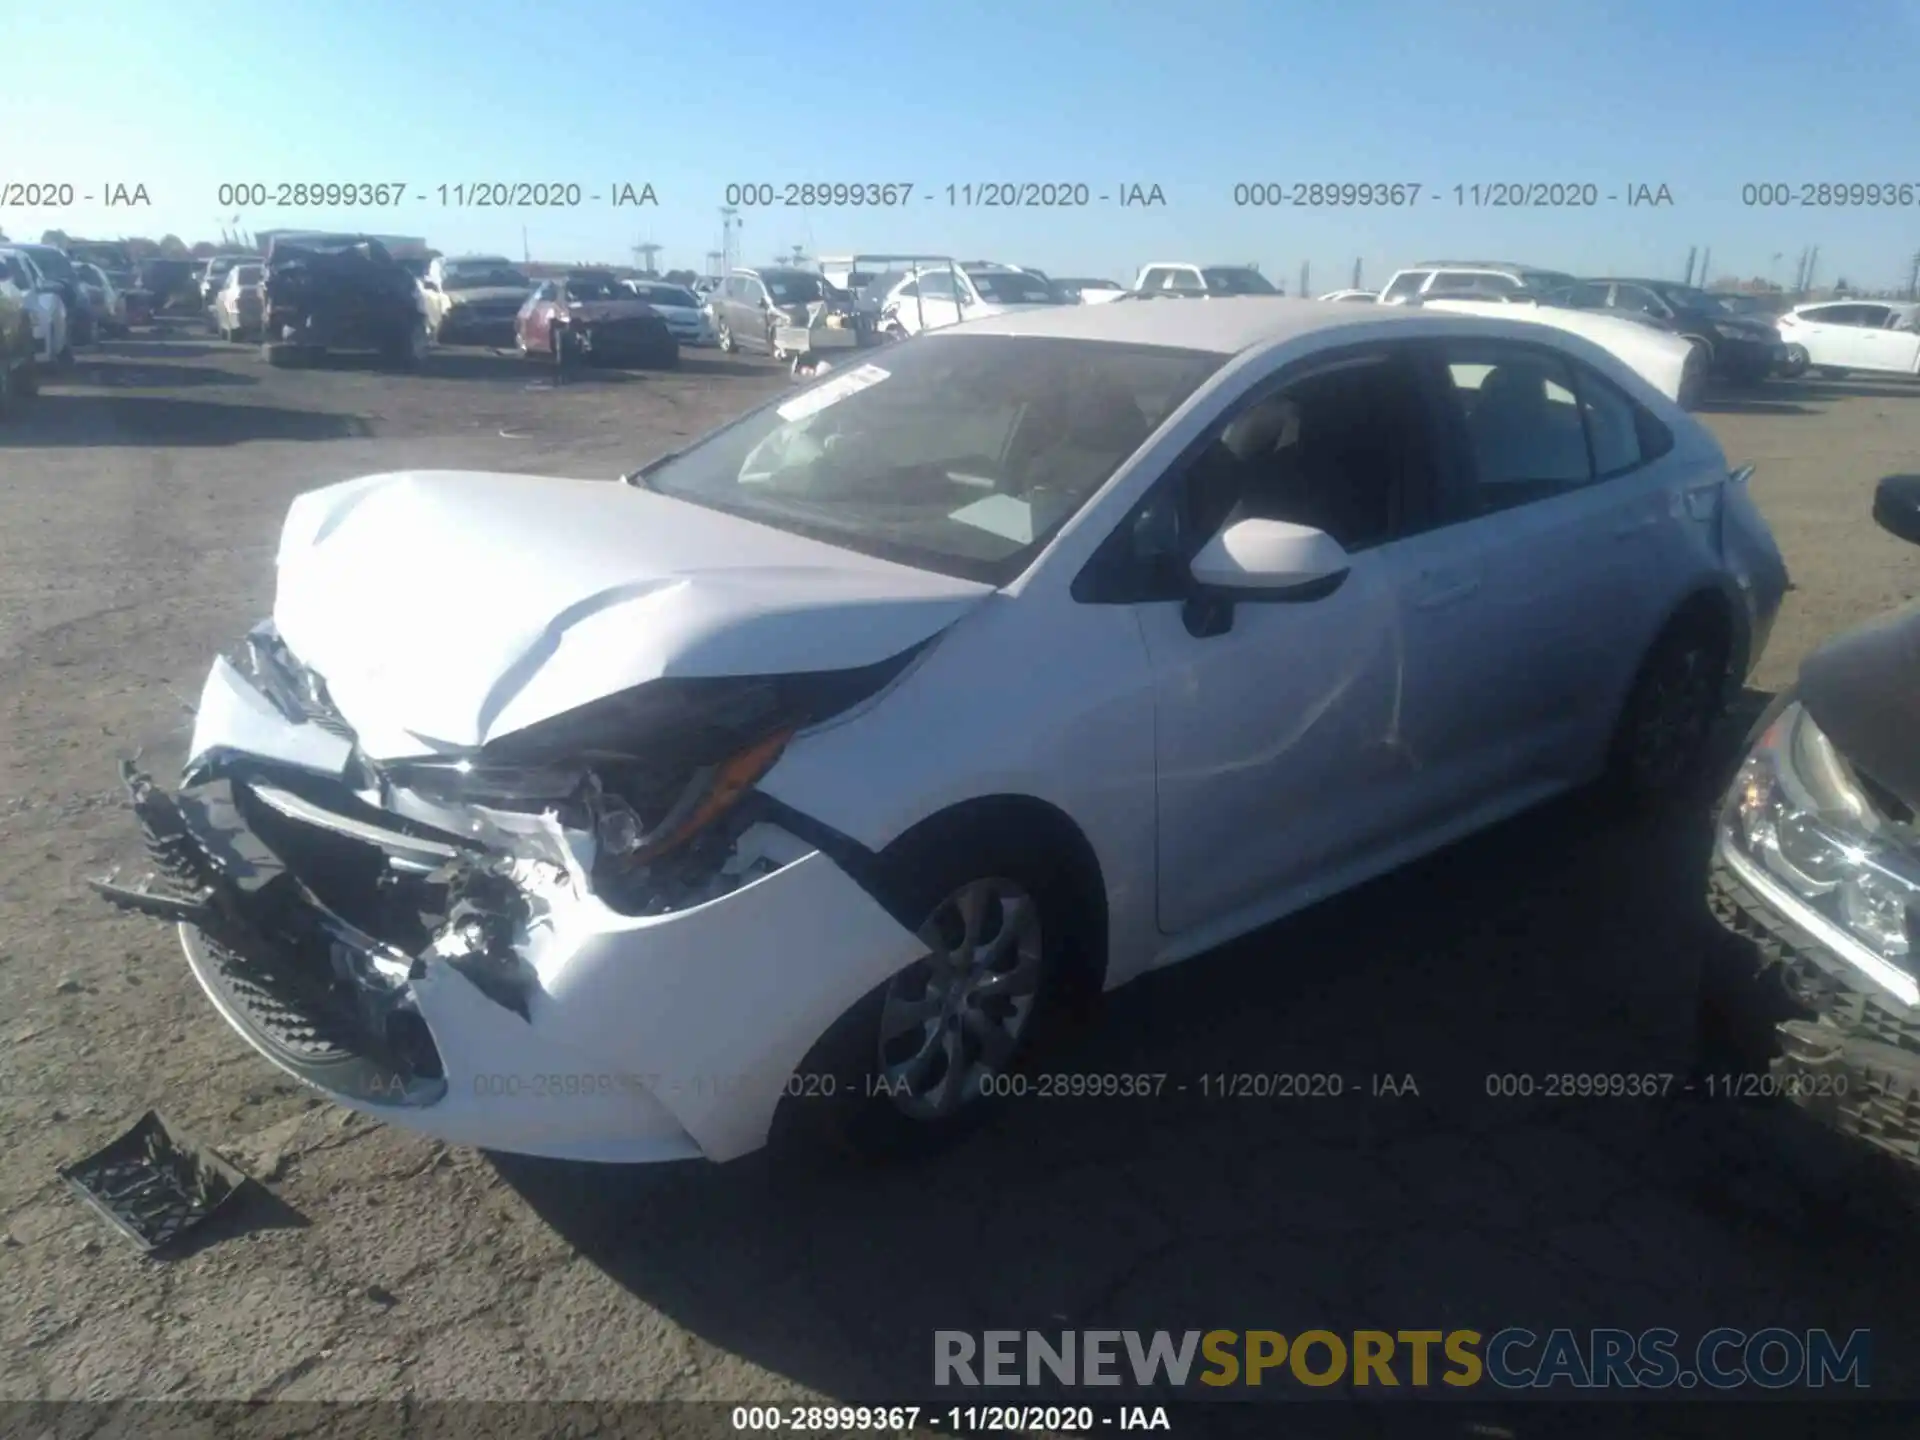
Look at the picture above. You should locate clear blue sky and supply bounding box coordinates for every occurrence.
[5,0,1920,290]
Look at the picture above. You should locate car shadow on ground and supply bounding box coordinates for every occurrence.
[1696,395,1816,416]
[59,359,258,389]
[0,393,372,446]
[95,337,233,360]
[496,695,1920,1404]
[1771,378,1920,402]
[678,353,789,379]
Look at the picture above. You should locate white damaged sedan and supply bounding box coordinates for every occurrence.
[95,300,1788,1165]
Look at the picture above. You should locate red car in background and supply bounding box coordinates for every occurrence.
[515,270,678,369]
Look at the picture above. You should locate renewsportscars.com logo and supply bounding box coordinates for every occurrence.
[934,1328,1871,1391]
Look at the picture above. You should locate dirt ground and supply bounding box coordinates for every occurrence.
[3,326,1919,1416]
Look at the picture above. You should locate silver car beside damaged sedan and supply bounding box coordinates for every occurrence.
[92,299,1786,1169]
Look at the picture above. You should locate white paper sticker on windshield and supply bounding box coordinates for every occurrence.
[776,363,891,422]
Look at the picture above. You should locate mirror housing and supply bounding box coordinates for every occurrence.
[1873,474,1920,547]
[1189,518,1351,594]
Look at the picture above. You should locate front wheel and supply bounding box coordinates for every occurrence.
[780,841,1082,1164]
[1778,344,1810,379]
[716,319,735,353]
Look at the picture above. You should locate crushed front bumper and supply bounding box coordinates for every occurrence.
[93,653,925,1164]
[1706,838,1920,1165]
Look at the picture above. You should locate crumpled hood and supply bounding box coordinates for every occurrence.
[272,470,993,760]
[445,285,531,308]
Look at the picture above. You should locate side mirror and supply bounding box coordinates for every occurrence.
[1189,518,1351,593]
[1872,474,1920,547]
[1182,519,1350,636]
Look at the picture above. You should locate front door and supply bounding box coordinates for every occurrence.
[1138,347,1452,935]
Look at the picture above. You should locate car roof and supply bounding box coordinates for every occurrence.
[1404,260,1549,273]
[945,294,1642,356]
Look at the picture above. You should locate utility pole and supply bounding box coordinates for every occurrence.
[522,226,529,264]
[636,242,662,276]
[1683,246,1697,286]
[1792,248,1808,293]
[1298,261,1309,298]
[718,207,741,275]
[1698,247,1711,288]
[1907,250,1920,300]
[705,249,722,280]
[789,243,806,267]
[1351,257,1362,289]
[1806,245,1819,295]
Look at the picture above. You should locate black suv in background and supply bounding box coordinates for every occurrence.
[1547,278,1783,383]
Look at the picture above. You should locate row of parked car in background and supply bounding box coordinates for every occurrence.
[6,235,1915,408]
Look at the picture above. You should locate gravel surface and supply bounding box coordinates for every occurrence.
[3,325,1920,1412]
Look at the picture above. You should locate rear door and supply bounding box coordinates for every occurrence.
[1398,337,1670,807]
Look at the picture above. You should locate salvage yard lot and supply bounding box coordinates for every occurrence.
[4,329,1920,1406]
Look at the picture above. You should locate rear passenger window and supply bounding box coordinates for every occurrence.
[1440,345,1591,510]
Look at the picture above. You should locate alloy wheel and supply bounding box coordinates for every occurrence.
[877,878,1043,1120]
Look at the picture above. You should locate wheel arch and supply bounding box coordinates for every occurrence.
[1619,581,1744,722]
[766,790,1112,1002]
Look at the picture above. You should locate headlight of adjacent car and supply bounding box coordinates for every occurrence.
[1721,700,1920,994]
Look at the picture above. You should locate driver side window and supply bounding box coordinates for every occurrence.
[1078,351,1439,603]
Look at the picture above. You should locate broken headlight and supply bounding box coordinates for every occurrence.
[1720,700,1920,1001]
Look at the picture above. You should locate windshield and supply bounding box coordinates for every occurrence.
[1200,268,1277,295]
[762,273,826,304]
[631,284,698,307]
[1661,286,1730,314]
[564,274,627,301]
[446,264,529,290]
[1519,271,1577,293]
[640,334,1223,585]
[969,271,1061,305]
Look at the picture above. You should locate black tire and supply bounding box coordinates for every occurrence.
[775,820,1095,1165]
[0,357,12,417]
[1778,344,1810,379]
[55,342,74,370]
[382,324,426,371]
[263,342,310,368]
[14,356,38,398]
[1816,367,1848,379]
[1602,606,1733,812]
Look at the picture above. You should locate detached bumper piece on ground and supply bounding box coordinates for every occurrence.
[59,1110,252,1255]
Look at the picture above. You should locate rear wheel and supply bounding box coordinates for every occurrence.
[1603,607,1732,812]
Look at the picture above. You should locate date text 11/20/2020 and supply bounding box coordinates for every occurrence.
[440,1071,1423,1104]
[212,182,658,209]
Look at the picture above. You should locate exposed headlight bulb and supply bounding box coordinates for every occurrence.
[598,806,644,856]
